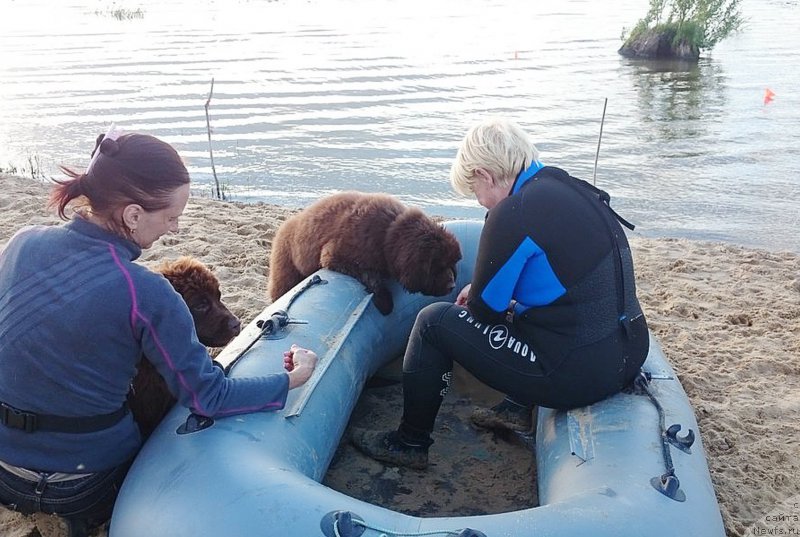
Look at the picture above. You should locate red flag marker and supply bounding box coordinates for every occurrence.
[764,88,776,105]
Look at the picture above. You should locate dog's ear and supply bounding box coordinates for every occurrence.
[385,209,459,293]
[156,256,222,298]
[405,252,436,292]
[384,208,426,276]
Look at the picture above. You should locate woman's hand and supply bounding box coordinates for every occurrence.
[455,284,471,307]
[284,345,318,389]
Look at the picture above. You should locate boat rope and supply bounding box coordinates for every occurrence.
[335,524,453,537]
[328,511,485,537]
[635,373,675,472]
[634,372,694,502]
[283,274,326,312]
[223,274,326,374]
[180,275,327,434]
[335,519,476,537]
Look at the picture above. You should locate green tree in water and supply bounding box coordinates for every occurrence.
[620,0,744,59]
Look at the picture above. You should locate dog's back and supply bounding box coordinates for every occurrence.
[268,192,405,301]
[267,191,459,316]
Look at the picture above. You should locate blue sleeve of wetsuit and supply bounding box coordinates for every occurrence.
[467,193,566,323]
[467,197,529,323]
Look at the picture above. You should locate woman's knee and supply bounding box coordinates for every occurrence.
[403,302,455,373]
[416,302,452,327]
[410,302,455,347]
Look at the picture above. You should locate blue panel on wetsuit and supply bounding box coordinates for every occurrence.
[480,236,566,312]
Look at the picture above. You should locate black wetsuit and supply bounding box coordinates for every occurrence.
[400,164,649,439]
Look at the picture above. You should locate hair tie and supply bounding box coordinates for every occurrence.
[86,123,124,174]
[99,137,120,157]
[90,133,104,158]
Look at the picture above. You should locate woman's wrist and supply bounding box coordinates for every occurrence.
[287,365,313,389]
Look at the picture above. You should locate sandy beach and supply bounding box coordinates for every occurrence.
[1,173,798,537]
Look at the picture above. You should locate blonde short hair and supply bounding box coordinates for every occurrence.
[449,118,539,196]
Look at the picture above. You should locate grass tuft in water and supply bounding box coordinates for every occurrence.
[95,6,145,20]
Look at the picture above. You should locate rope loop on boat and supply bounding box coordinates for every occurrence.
[328,510,486,537]
[284,274,326,312]
[336,521,478,537]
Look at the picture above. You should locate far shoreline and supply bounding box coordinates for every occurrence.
[5,173,797,255]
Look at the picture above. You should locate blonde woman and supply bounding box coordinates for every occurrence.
[353,117,648,469]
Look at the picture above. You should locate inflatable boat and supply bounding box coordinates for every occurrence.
[110,220,725,537]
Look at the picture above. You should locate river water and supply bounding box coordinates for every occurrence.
[1,0,798,251]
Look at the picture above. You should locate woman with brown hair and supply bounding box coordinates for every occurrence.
[0,126,317,536]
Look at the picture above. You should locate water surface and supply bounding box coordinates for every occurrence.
[1,0,798,251]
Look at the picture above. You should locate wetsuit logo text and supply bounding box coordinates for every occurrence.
[458,310,536,362]
[440,371,452,397]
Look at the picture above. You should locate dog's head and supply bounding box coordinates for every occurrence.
[155,257,241,347]
[385,209,461,297]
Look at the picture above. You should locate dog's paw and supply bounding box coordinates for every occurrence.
[372,288,394,315]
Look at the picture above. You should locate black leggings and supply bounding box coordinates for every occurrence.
[399,302,648,437]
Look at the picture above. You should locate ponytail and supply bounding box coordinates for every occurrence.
[48,131,190,224]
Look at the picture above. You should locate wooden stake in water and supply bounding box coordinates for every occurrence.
[593,97,608,186]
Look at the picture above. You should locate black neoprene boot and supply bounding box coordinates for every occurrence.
[470,397,534,433]
[350,428,431,470]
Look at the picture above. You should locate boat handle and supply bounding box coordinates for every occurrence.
[665,423,695,454]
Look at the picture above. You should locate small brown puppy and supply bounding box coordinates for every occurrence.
[155,257,241,348]
[129,257,241,439]
[268,192,461,315]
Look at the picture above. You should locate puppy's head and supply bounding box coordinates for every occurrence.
[156,257,241,347]
[386,209,461,297]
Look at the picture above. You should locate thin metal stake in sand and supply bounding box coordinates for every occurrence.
[593,97,608,186]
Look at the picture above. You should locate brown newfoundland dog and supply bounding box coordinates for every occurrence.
[268,192,461,315]
[129,256,241,438]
